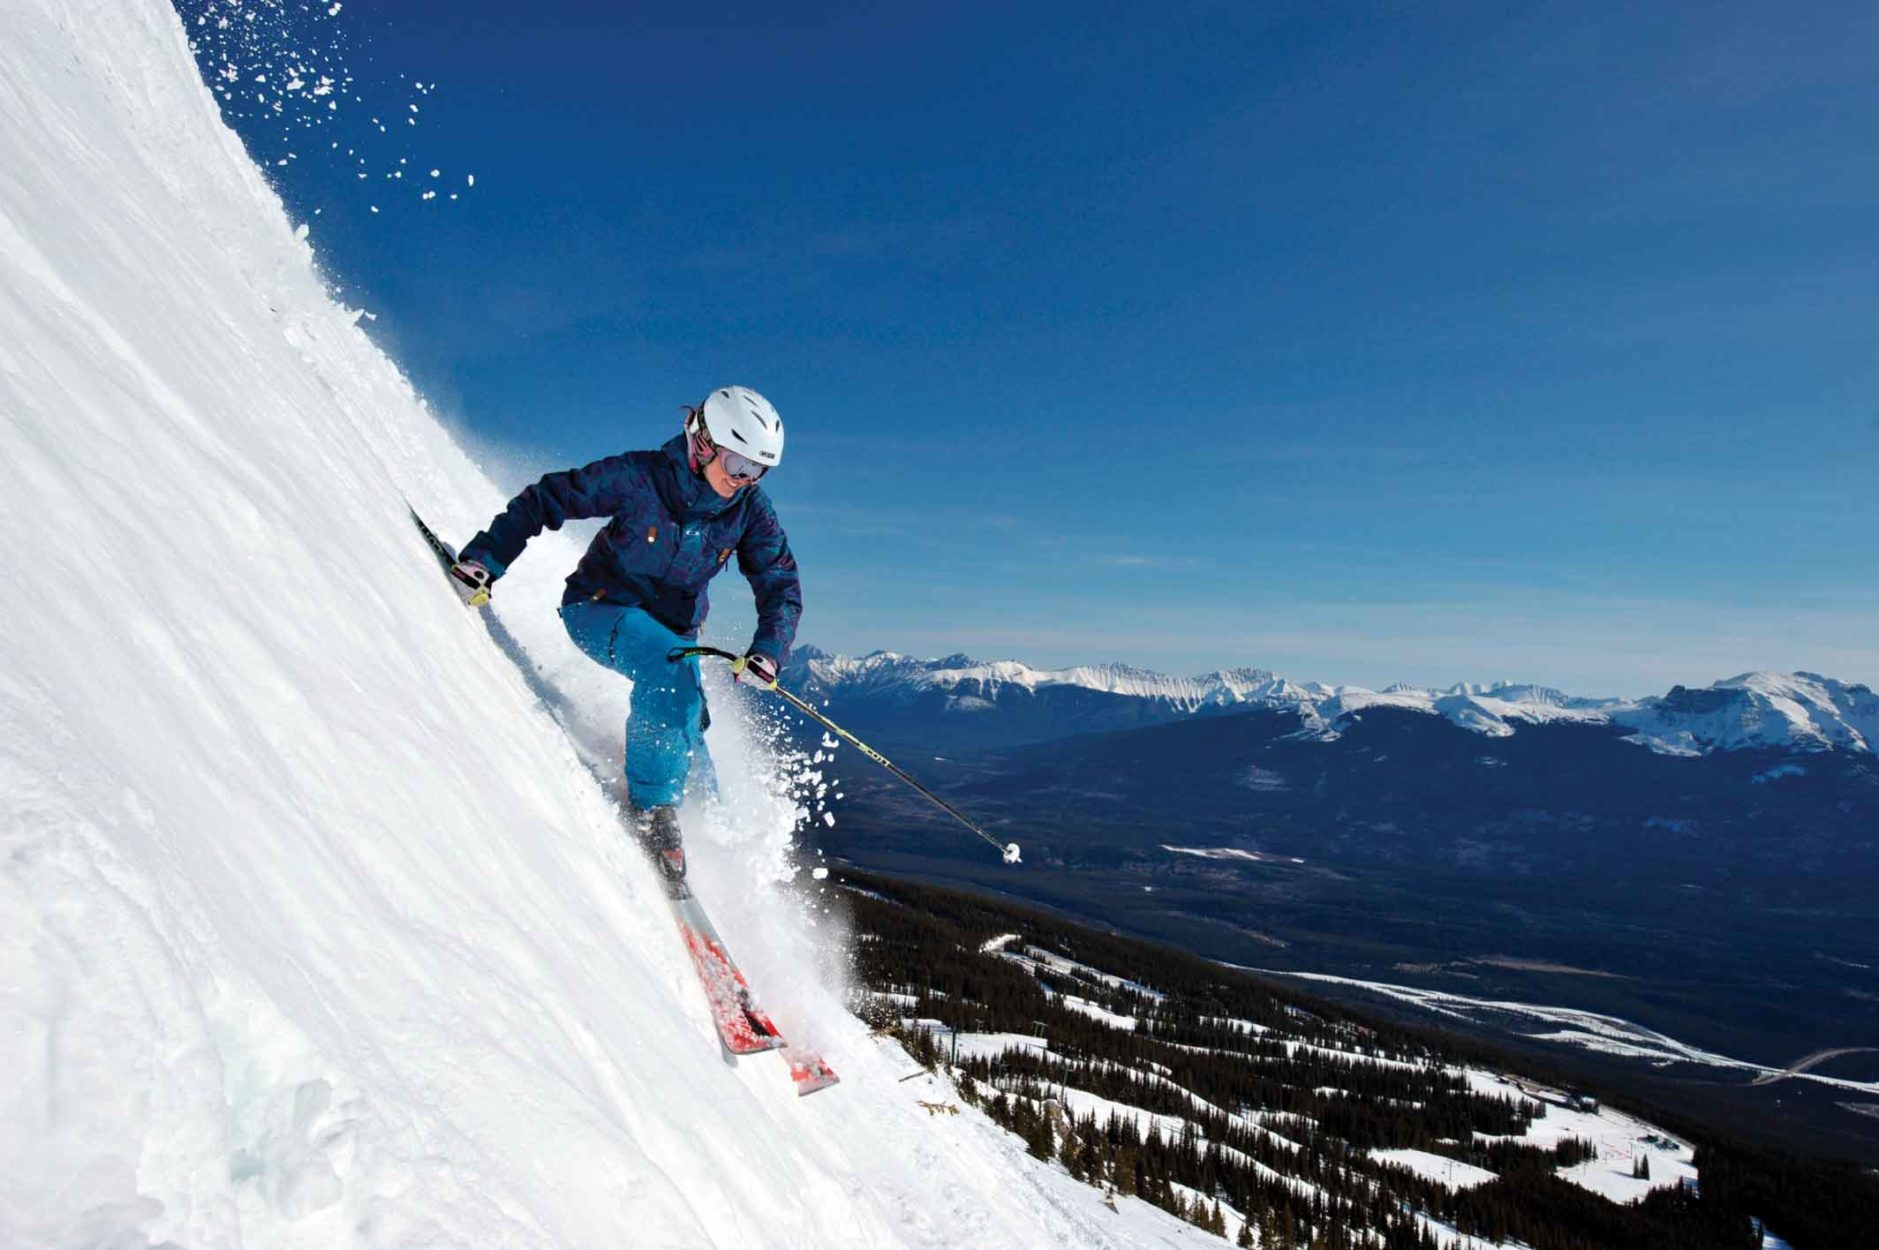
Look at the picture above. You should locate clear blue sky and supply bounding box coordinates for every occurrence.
[194,0,1877,695]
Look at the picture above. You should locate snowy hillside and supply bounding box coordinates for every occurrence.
[0,3,1227,1246]
[843,878,1805,1250]
[790,649,1876,757]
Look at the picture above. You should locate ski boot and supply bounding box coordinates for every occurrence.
[632,804,688,893]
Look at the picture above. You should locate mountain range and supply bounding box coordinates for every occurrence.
[783,647,1879,757]
[780,648,1879,1163]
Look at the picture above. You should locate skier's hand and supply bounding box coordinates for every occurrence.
[735,651,778,690]
[448,559,493,607]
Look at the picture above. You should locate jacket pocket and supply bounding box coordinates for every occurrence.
[604,514,678,580]
[667,520,719,586]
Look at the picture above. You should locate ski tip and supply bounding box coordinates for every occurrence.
[785,1048,840,1096]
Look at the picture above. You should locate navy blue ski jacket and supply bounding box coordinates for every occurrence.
[459,434,802,663]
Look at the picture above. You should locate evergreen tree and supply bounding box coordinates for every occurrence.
[1114,1146,1138,1197]
[1025,1111,1053,1162]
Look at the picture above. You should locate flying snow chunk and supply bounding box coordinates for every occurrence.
[811,867,829,881]
[1003,842,1023,865]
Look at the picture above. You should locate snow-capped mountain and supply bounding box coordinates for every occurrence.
[1609,670,1879,756]
[792,646,1313,711]
[784,648,1876,757]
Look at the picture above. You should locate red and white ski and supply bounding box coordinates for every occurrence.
[666,885,840,1094]
[668,888,787,1055]
[784,1045,841,1096]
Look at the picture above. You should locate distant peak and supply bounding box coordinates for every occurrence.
[786,646,1874,758]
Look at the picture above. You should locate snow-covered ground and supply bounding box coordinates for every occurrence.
[1461,1071,1698,1203]
[1162,846,1306,865]
[1056,994,1141,1031]
[1369,1149,1498,1191]
[1003,944,1169,1003]
[1260,970,1879,1098]
[0,3,1234,1246]
[917,932,1737,1250]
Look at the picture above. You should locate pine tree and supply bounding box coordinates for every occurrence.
[1026,1111,1053,1161]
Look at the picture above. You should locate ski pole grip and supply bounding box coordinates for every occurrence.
[666,645,739,664]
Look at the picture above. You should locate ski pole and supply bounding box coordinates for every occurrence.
[669,646,1021,865]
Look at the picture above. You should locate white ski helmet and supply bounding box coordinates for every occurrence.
[695,385,784,469]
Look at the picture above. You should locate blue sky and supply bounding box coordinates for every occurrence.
[195,0,1877,695]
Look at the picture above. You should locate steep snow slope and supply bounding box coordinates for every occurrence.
[0,3,1222,1247]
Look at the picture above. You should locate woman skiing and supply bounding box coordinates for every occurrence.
[448,386,801,882]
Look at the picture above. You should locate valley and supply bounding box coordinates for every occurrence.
[763,656,1879,1165]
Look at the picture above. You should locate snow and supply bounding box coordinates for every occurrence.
[798,650,1329,714]
[1259,970,1879,1098]
[799,646,1878,759]
[1612,670,1879,756]
[0,4,1233,1247]
[947,1032,1060,1063]
[1163,845,1306,865]
[1057,995,1140,1031]
[1167,1182,1247,1244]
[1006,945,1169,1003]
[1462,1071,1698,1203]
[1056,1087,1189,1142]
[1752,763,1807,784]
[1370,1149,1498,1191]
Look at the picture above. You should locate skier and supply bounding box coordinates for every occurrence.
[447,386,800,882]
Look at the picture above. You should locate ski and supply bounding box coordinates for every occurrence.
[654,865,840,1092]
[784,1044,841,1096]
[664,880,788,1055]
[408,506,838,1094]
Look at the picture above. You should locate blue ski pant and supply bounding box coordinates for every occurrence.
[559,599,715,809]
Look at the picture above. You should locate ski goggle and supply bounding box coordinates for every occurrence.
[691,422,769,483]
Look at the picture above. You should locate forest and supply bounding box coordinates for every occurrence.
[839,871,1878,1250]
